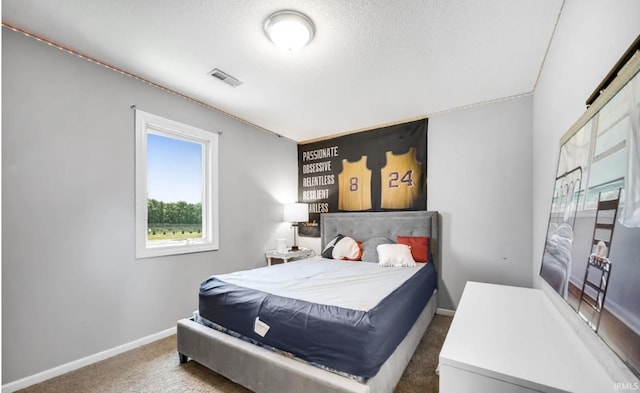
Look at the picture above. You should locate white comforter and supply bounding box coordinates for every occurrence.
[541,223,574,299]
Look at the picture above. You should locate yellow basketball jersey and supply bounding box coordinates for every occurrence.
[338,156,372,211]
[380,148,423,209]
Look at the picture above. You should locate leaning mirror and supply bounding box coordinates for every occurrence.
[539,44,640,377]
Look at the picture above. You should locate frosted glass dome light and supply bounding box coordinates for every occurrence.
[264,10,315,51]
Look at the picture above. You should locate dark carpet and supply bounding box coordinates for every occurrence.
[18,315,452,393]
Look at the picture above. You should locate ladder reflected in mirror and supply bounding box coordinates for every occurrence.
[577,188,621,332]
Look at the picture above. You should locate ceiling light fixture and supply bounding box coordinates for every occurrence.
[264,10,315,51]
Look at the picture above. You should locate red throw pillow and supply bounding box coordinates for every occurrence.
[396,236,429,262]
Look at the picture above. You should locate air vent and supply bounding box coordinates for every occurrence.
[209,68,242,87]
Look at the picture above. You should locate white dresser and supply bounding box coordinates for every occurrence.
[439,282,613,393]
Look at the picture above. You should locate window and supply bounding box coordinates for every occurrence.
[135,110,219,258]
[556,70,639,213]
[583,87,629,208]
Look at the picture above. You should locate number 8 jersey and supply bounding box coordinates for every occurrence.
[338,156,372,211]
[380,147,423,209]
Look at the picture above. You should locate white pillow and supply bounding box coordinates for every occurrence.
[377,244,416,267]
[332,236,362,260]
[321,234,362,260]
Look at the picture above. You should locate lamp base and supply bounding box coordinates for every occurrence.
[290,245,300,251]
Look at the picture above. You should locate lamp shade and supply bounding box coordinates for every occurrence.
[264,10,315,51]
[283,203,308,223]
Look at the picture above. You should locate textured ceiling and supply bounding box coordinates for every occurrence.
[2,0,564,142]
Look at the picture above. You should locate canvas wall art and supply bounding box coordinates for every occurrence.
[540,46,640,377]
[297,119,427,237]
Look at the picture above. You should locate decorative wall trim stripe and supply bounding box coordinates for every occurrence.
[1,22,290,142]
[298,92,533,145]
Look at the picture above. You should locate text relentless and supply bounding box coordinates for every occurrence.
[302,175,335,187]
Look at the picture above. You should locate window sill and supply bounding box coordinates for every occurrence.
[136,242,218,259]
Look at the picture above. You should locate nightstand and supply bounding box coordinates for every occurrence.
[265,248,315,266]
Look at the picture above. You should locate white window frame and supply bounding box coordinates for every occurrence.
[578,103,628,212]
[559,91,630,215]
[135,110,219,258]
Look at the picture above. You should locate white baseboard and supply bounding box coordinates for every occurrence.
[436,307,455,317]
[2,327,177,393]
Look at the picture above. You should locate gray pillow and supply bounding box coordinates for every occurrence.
[361,237,394,262]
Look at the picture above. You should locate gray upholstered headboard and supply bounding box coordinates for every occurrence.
[320,211,440,269]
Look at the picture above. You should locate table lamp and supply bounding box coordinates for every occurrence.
[283,203,308,251]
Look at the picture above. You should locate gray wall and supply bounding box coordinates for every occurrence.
[428,96,533,309]
[2,29,298,383]
[532,0,640,382]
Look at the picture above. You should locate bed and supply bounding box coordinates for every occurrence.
[177,210,441,393]
[540,167,581,299]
